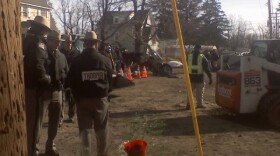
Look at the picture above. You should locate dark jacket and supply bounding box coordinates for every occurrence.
[59,47,80,67]
[23,30,51,89]
[188,50,212,83]
[46,49,69,90]
[67,48,113,99]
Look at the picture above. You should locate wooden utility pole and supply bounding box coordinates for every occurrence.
[268,0,273,39]
[0,0,27,155]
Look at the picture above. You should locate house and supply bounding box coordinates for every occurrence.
[99,10,159,53]
[20,0,57,33]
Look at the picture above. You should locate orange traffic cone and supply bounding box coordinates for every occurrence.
[141,66,148,78]
[127,66,133,80]
[118,67,124,76]
[136,65,141,79]
[123,65,128,77]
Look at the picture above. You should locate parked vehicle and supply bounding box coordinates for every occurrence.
[216,40,280,129]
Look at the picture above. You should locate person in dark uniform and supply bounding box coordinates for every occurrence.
[59,34,80,123]
[66,31,112,156]
[40,30,68,156]
[114,47,124,72]
[186,45,212,110]
[22,15,52,156]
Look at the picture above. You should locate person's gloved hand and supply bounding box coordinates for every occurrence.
[208,79,213,85]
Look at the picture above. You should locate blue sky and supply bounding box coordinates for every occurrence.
[221,0,279,27]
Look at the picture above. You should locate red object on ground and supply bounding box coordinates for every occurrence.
[124,139,147,156]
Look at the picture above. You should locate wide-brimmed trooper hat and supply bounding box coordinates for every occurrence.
[47,30,64,41]
[28,15,51,32]
[61,34,74,43]
[82,31,101,41]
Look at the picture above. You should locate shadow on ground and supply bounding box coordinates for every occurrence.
[158,114,273,136]
[110,108,274,136]
[110,109,185,118]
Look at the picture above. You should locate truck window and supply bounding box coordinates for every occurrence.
[251,42,268,58]
[269,41,280,64]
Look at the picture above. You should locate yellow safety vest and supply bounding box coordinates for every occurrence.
[187,53,203,74]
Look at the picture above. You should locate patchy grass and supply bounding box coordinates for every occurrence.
[112,112,168,155]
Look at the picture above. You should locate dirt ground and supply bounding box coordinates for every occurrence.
[38,68,280,156]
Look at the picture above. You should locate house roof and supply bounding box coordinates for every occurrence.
[21,0,51,9]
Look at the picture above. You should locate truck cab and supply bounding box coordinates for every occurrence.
[250,40,280,87]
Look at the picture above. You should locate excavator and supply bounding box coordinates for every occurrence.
[215,39,280,129]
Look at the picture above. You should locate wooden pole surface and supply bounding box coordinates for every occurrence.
[0,0,27,155]
[170,0,203,156]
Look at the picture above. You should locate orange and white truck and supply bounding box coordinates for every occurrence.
[215,40,280,129]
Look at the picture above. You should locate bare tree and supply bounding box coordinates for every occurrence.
[256,24,269,40]
[80,0,100,31]
[131,0,147,53]
[94,0,129,50]
[54,0,128,36]
[53,0,90,34]
[53,0,70,33]
[228,16,253,50]
[0,0,27,155]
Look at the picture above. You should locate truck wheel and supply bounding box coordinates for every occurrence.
[258,93,280,130]
[267,99,280,130]
[258,95,270,124]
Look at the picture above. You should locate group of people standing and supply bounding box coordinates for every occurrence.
[22,13,216,156]
[23,15,112,156]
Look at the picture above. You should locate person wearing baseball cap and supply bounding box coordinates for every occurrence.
[23,15,52,156]
[66,31,112,156]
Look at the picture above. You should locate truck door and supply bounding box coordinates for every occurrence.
[267,40,280,87]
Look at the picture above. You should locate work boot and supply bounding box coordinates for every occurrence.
[45,149,60,156]
[45,142,60,156]
[32,149,39,156]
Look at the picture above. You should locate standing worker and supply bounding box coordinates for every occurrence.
[186,45,212,110]
[22,15,52,156]
[67,31,113,156]
[59,34,80,123]
[41,30,68,155]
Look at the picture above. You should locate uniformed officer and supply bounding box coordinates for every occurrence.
[41,30,68,155]
[186,45,212,110]
[22,15,51,156]
[66,31,112,156]
[59,34,79,123]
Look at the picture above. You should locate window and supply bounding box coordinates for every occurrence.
[131,27,135,37]
[114,32,119,41]
[37,9,41,16]
[269,41,280,64]
[21,7,23,16]
[114,17,119,24]
[27,8,31,18]
[41,10,47,18]
[22,6,27,17]
[251,42,268,58]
